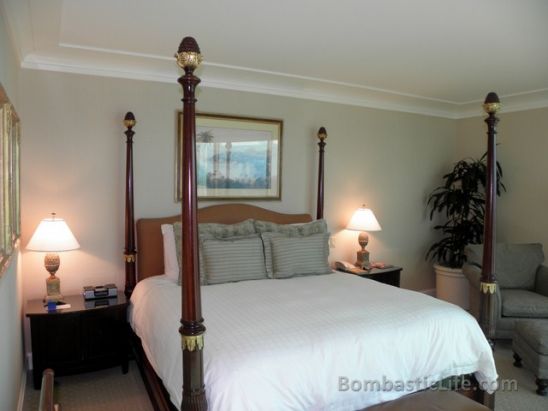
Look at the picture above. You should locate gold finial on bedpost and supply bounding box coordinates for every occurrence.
[175,37,203,72]
[317,126,327,141]
[123,112,136,129]
[483,92,501,115]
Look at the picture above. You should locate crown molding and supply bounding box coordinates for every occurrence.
[456,88,548,118]
[20,52,462,119]
[20,52,548,120]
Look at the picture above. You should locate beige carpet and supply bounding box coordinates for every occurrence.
[494,340,547,411]
[22,346,547,410]
[22,362,153,411]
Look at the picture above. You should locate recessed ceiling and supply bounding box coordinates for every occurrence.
[2,0,548,118]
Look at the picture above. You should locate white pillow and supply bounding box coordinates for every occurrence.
[161,224,179,282]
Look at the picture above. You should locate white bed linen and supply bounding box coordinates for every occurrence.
[129,273,497,411]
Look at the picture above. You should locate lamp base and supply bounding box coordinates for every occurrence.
[45,274,63,302]
[44,293,64,303]
[355,249,371,270]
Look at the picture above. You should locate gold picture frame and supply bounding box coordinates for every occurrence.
[176,112,283,201]
[0,85,21,277]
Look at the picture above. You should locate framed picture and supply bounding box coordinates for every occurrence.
[0,94,21,276]
[177,113,283,200]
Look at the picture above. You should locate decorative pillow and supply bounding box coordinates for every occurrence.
[199,219,256,240]
[160,224,179,282]
[254,219,327,236]
[257,219,329,278]
[172,222,207,286]
[201,236,267,284]
[270,233,332,279]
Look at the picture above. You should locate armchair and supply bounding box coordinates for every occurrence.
[463,243,548,339]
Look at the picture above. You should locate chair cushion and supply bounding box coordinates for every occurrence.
[465,243,544,289]
[364,390,489,410]
[502,289,548,318]
[514,320,548,355]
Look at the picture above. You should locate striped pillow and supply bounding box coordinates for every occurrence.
[257,219,329,278]
[172,222,207,286]
[254,219,327,236]
[201,236,267,284]
[270,233,332,279]
[199,219,256,240]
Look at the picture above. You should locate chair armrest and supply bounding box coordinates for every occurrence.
[535,264,548,297]
[462,263,482,288]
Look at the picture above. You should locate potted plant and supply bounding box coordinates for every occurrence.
[426,153,505,309]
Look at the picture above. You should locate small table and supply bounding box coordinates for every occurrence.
[26,293,129,389]
[340,266,402,287]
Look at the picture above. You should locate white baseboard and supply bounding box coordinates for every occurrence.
[420,288,436,297]
[16,369,26,411]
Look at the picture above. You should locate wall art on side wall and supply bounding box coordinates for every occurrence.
[0,84,21,277]
[177,112,283,201]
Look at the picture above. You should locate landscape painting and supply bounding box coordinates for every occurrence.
[177,113,282,200]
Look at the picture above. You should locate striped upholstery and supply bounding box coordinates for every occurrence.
[173,220,258,285]
[270,233,332,279]
[172,222,207,286]
[201,236,267,284]
[257,219,329,278]
[199,219,257,240]
[260,232,283,277]
[254,219,327,236]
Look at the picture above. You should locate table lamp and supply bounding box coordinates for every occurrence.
[26,213,80,302]
[347,205,382,269]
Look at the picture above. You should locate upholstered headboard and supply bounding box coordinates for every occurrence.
[136,203,312,281]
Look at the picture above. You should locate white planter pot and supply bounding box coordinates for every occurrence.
[434,264,470,310]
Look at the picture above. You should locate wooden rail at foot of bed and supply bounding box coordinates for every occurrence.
[39,369,58,411]
[175,36,207,411]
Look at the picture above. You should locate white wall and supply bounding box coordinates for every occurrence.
[19,69,458,303]
[456,107,548,253]
[0,8,24,411]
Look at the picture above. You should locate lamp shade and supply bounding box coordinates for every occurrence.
[26,216,80,252]
[347,207,382,232]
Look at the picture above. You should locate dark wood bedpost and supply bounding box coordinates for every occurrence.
[123,112,137,298]
[479,92,500,344]
[175,37,207,411]
[478,92,500,409]
[316,127,327,220]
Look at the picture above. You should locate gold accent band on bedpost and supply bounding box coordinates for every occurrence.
[181,334,205,352]
[480,282,497,294]
[124,254,136,263]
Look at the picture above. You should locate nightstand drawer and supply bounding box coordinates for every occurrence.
[32,315,82,365]
[83,307,126,361]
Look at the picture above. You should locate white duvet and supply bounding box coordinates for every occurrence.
[129,273,497,411]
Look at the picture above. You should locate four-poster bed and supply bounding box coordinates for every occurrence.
[122,36,500,411]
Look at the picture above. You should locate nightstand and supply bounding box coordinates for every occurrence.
[26,293,129,389]
[342,266,402,287]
